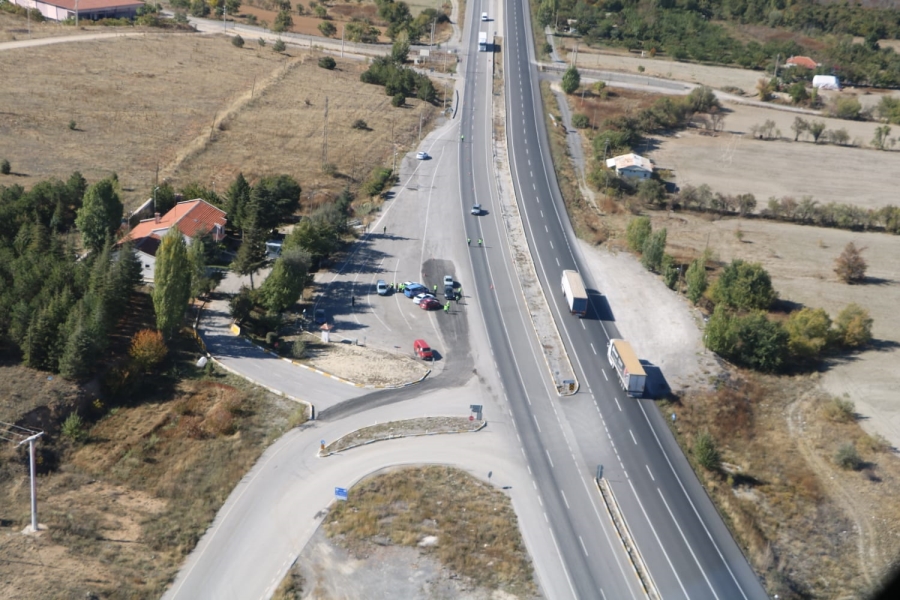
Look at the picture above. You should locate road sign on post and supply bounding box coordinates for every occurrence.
[335,487,348,501]
[469,404,483,420]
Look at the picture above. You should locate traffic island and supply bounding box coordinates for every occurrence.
[319,416,486,456]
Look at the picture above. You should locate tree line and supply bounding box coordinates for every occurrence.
[624,216,874,373]
[537,0,900,87]
[0,174,144,379]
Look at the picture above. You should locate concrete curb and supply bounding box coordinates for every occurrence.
[596,477,658,599]
[318,419,488,457]
[491,36,580,397]
[193,302,315,419]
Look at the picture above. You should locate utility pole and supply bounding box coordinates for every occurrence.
[341,25,345,58]
[322,96,328,166]
[418,111,423,142]
[223,0,226,32]
[1,422,44,534]
[391,120,396,173]
[75,0,79,27]
[774,53,781,79]
[431,19,435,48]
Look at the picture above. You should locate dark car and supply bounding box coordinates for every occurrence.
[420,297,442,310]
[444,285,455,300]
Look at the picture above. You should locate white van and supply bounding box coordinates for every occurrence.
[481,12,488,21]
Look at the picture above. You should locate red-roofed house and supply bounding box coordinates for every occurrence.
[10,0,144,21]
[785,56,818,70]
[124,199,227,283]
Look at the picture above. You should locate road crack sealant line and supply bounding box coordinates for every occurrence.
[318,419,488,457]
[596,477,659,600]
[492,28,578,397]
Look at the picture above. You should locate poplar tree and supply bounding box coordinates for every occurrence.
[153,227,192,338]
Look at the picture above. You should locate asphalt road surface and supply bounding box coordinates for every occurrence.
[501,1,769,599]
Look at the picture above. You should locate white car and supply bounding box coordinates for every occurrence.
[471,203,482,215]
[416,151,429,160]
[443,275,454,288]
[413,293,437,305]
[481,12,488,21]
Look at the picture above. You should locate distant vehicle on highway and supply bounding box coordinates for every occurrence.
[481,12,488,21]
[376,279,389,295]
[561,270,588,317]
[471,203,482,215]
[413,339,433,359]
[403,283,428,297]
[416,151,430,160]
[420,297,442,310]
[413,293,436,305]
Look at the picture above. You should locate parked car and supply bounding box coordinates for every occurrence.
[416,151,429,160]
[471,204,482,215]
[420,297,442,311]
[444,285,455,300]
[413,293,436,305]
[376,279,389,296]
[443,275,454,288]
[404,283,428,298]
[413,339,433,359]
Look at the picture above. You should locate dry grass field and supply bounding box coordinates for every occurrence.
[651,102,900,210]
[0,31,431,212]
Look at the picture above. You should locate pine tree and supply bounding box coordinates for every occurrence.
[75,177,123,253]
[225,173,252,231]
[152,227,192,338]
[58,307,94,381]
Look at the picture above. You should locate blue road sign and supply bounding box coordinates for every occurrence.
[335,487,348,501]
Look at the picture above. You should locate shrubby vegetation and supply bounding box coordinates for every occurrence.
[360,41,437,103]
[537,0,900,87]
[375,0,449,42]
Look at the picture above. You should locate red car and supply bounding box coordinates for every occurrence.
[419,297,442,310]
[413,339,433,359]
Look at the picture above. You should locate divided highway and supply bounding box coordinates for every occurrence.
[496,1,770,599]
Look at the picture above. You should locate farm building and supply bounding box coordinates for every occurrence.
[606,153,655,180]
[785,56,818,70]
[812,75,841,90]
[9,0,144,22]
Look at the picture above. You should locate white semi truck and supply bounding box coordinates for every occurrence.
[607,339,647,397]
[478,31,488,51]
[561,270,588,317]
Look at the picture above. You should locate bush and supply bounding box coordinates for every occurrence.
[322,162,337,177]
[662,255,679,289]
[0,159,9,175]
[685,257,708,304]
[273,38,286,52]
[694,431,720,471]
[626,216,652,253]
[704,306,789,372]
[318,56,336,70]
[258,37,266,47]
[831,96,862,120]
[834,242,867,284]
[823,397,855,423]
[561,66,580,94]
[318,20,336,37]
[232,34,244,48]
[571,114,590,129]
[835,303,873,348]
[129,329,168,373]
[391,93,405,107]
[710,259,776,311]
[68,119,77,131]
[61,413,87,443]
[785,308,833,361]
[835,443,862,470]
[291,339,307,359]
[641,228,667,273]
[351,119,368,130]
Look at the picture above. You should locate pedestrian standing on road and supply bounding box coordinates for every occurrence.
[383,226,387,235]
[467,237,471,246]
[351,296,355,307]
[478,238,483,246]
[444,302,450,313]
[433,284,438,293]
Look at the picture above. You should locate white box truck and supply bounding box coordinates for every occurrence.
[607,339,647,398]
[561,270,588,317]
[478,31,488,52]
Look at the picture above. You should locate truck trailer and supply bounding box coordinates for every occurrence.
[478,31,489,51]
[607,339,647,397]
[561,270,588,317]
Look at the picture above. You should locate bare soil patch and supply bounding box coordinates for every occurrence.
[651,103,899,210]
[280,332,430,386]
[323,416,483,453]
[0,372,302,600]
[285,466,541,599]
